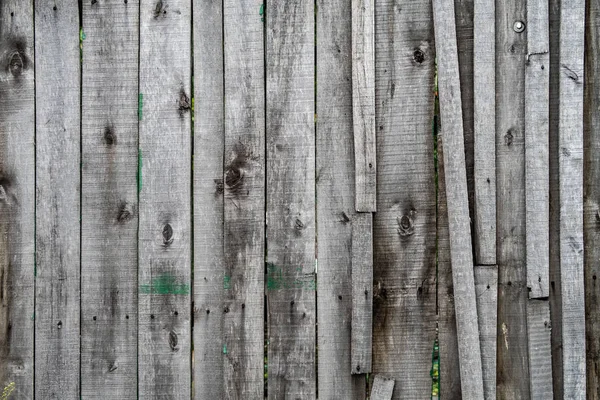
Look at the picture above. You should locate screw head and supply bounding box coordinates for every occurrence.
[513,21,525,33]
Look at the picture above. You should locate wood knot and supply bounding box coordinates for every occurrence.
[108,364,117,372]
[294,218,305,231]
[9,52,23,76]
[214,178,224,195]
[162,223,174,246]
[104,126,117,146]
[178,89,191,116]
[413,48,425,64]
[225,167,244,189]
[168,330,178,351]
[397,214,415,236]
[504,129,514,146]
[117,201,134,223]
[154,1,167,18]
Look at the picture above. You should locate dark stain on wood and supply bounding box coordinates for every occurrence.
[104,126,117,146]
[373,281,388,329]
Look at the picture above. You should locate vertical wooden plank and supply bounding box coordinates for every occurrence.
[370,376,395,400]
[138,1,191,397]
[373,0,437,397]
[473,0,496,265]
[475,265,498,400]
[0,2,35,397]
[193,0,224,398]
[80,2,139,397]
[34,2,81,398]
[559,0,586,395]
[266,0,315,397]
[222,0,264,397]
[352,0,376,212]
[316,0,367,396]
[495,0,530,396]
[526,299,553,399]
[351,213,373,374]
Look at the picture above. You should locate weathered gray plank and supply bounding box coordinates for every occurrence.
[433,0,484,397]
[370,376,395,400]
[34,2,81,398]
[351,212,373,374]
[80,2,139,397]
[0,2,34,398]
[473,0,496,265]
[138,1,192,397]
[193,0,225,398]
[475,265,498,400]
[559,0,587,395]
[222,0,264,397]
[373,0,437,398]
[495,0,530,396]
[316,0,368,395]
[352,0,376,212]
[266,0,315,398]
[526,299,553,399]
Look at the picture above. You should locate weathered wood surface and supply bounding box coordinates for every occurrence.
[351,212,373,374]
[316,0,367,395]
[433,0,484,397]
[352,0,376,212]
[373,0,437,398]
[526,299,553,399]
[559,0,587,396]
[34,2,81,398]
[370,376,395,400]
[0,2,35,397]
[193,0,225,398]
[80,2,139,398]
[473,0,496,265]
[266,0,315,398]
[495,0,530,396]
[138,1,192,397]
[222,0,265,397]
[475,265,498,400]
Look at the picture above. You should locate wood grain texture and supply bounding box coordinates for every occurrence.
[351,212,373,374]
[474,265,498,400]
[433,0,484,397]
[473,0,496,265]
[222,0,264,397]
[0,2,34,397]
[80,2,139,397]
[138,1,191,397]
[373,0,437,398]
[316,0,368,395]
[370,376,395,400]
[526,299,553,399]
[193,0,224,398]
[266,0,315,398]
[34,2,81,398]
[559,0,587,396]
[352,0,376,212]
[495,0,530,396]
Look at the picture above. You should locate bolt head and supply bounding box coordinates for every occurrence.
[513,21,525,33]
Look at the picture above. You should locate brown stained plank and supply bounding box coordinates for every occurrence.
[0,1,34,397]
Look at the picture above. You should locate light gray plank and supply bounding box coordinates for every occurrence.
[433,0,485,397]
[370,375,394,400]
[473,0,496,265]
[0,2,35,398]
[475,265,498,400]
[222,0,265,397]
[558,0,587,396]
[316,0,368,395]
[373,0,437,398]
[138,1,192,397]
[193,0,224,398]
[34,2,81,398]
[351,213,373,374]
[80,2,139,397]
[526,299,553,399]
[266,0,315,398]
[352,0,376,212]
[495,0,530,396]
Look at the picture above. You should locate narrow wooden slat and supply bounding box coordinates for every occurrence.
[316,0,367,395]
[138,1,192,397]
[558,0,587,395]
[266,0,315,397]
[373,0,437,397]
[0,2,35,397]
[495,0,530,396]
[433,0,484,396]
[351,213,373,374]
[222,0,264,396]
[370,376,394,400]
[193,0,224,398]
[473,0,496,265]
[526,299,553,399]
[34,2,81,398]
[475,265,498,400]
[352,0,376,212]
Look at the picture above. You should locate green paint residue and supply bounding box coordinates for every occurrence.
[266,262,315,291]
[222,344,227,354]
[224,275,231,290]
[259,3,264,22]
[1,381,15,400]
[137,149,142,194]
[138,93,143,121]
[431,339,439,398]
[140,274,189,295]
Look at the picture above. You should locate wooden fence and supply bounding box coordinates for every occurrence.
[0,0,597,399]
